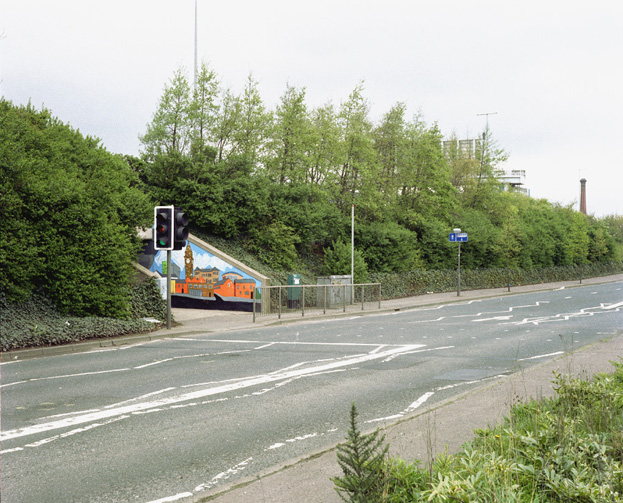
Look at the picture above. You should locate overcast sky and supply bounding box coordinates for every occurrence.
[2,0,621,217]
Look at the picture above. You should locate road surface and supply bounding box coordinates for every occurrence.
[1,281,622,502]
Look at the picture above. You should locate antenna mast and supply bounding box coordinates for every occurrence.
[477,112,498,132]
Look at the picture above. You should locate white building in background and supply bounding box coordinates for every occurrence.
[442,139,530,196]
[499,169,529,195]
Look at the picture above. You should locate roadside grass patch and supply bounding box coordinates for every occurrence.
[335,362,623,502]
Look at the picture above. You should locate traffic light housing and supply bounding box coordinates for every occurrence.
[173,207,189,250]
[154,206,173,250]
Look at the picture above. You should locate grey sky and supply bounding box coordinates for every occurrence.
[2,0,621,216]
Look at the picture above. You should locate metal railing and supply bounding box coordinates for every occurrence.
[252,283,382,322]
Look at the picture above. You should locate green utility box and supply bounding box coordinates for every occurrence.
[287,274,301,308]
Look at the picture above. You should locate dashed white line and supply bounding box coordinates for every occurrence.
[146,493,194,503]
[518,351,564,361]
[193,457,253,493]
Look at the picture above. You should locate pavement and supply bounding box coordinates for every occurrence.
[6,274,623,502]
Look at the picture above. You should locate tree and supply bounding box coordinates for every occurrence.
[189,62,220,154]
[266,84,312,184]
[308,103,341,185]
[248,221,300,270]
[332,403,389,503]
[333,83,378,215]
[373,102,408,203]
[213,88,241,162]
[140,68,192,160]
[469,126,508,210]
[323,240,368,283]
[444,128,508,212]
[567,210,590,266]
[494,199,523,269]
[444,133,479,195]
[395,118,456,222]
[0,100,151,317]
[231,74,270,165]
[357,221,424,273]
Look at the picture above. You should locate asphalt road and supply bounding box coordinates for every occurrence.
[2,281,622,503]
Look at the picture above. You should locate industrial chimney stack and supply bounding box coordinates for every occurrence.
[580,178,587,215]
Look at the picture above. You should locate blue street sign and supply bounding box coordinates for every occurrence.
[449,233,468,242]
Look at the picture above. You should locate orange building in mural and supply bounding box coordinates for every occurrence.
[187,275,213,298]
[175,281,188,294]
[213,278,235,297]
[235,279,256,299]
[169,244,258,301]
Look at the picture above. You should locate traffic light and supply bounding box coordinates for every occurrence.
[154,206,173,250]
[173,207,189,250]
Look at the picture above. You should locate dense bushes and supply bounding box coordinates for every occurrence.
[136,66,623,277]
[371,261,623,299]
[335,363,623,502]
[0,100,152,317]
[3,80,622,352]
[0,279,166,352]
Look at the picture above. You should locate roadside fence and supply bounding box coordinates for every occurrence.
[252,283,382,322]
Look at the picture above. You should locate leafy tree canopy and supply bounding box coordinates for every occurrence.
[138,67,621,276]
[0,100,152,317]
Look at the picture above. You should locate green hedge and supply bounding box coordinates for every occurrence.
[370,261,623,300]
[1,279,166,352]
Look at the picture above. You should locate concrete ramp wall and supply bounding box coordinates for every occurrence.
[135,233,269,313]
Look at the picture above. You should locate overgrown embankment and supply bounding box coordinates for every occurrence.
[335,362,623,502]
[1,279,166,352]
[372,261,623,299]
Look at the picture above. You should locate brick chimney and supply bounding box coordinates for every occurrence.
[580,178,587,214]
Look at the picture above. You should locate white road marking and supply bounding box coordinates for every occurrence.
[435,374,507,391]
[366,392,435,423]
[147,492,194,503]
[407,302,551,324]
[517,351,564,361]
[506,302,623,326]
[406,392,435,411]
[0,368,130,389]
[1,344,424,443]
[381,345,453,363]
[254,342,276,350]
[193,457,253,493]
[472,315,513,322]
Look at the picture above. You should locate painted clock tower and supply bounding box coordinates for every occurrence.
[184,243,194,279]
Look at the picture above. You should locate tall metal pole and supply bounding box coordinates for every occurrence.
[457,242,461,297]
[351,204,354,302]
[194,0,198,89]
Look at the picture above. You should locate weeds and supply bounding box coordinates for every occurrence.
[335,361,623,502]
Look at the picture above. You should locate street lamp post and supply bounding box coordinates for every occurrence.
[351,204,354,302]
[454,228,461,296]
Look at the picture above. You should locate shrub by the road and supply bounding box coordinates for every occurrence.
[1,279,166,352]
[335,362,623,502]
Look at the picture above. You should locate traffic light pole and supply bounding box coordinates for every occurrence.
[167,250,172,329]
[154,205,188,330]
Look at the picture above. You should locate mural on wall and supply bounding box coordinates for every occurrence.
[145,242,261,312]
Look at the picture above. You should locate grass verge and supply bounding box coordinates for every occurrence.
[336,362,623,502]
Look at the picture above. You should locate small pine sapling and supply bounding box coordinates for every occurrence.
[332,403,390,503]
